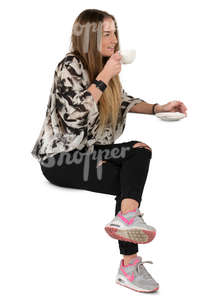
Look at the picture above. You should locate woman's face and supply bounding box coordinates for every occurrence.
[100,18,118,57]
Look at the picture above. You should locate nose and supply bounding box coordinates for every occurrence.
[111,33,118,44]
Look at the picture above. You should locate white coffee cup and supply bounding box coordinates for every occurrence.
[119,49,136,64]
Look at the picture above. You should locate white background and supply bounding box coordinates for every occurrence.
[1,0,212,299]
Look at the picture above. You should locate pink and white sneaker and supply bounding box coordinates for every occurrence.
[116,256,159,293]
[104,208,156,244]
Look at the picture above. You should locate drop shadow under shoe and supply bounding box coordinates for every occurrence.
[115,256,159,293]
[104,208,156,244]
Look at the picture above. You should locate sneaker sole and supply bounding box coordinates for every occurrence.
[116,277,159,293]
[104,226,156,244]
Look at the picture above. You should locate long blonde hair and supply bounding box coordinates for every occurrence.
[69,9,122,137]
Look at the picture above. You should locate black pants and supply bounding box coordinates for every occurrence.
[40,140,152,255]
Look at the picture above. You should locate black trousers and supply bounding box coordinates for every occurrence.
[40,140,152,255]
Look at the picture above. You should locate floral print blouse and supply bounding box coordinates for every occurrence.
[31,52,145,163]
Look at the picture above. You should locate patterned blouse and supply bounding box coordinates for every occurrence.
[31,52,145,163]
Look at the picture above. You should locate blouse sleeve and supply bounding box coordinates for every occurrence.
[120,88,146,119]
[55,56,99,132]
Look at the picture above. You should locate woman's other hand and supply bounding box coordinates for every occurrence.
[156,101,188,117]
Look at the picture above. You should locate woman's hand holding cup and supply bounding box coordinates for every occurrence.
[102,51,122,80]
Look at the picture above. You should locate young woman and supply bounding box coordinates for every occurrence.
[31,9,187,293]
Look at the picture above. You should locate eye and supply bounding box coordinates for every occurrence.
[103,31,117,37]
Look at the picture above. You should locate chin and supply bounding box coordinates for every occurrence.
[102,50,114,57]
[103,53,113,57]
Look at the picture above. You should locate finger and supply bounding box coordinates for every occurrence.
[114,56,122,61]
[178,103,187,112]
[114,51,121,56]
[178,106,187,114]
[114,52,122,59]
[177,101,187,110]
[181,103,187,110]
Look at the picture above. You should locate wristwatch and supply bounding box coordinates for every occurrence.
[93,79,107,92]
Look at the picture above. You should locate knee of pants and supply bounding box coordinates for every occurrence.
[131,141,152,159]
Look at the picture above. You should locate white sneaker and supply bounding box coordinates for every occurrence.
[104,208,156,244]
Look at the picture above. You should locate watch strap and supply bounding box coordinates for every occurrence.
[93,79,107,92]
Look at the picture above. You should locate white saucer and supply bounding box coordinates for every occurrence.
[155,112,186,121]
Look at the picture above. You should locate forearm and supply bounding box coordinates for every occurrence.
[130,101,162,114]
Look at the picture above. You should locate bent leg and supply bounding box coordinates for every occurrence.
[40,140,152,256]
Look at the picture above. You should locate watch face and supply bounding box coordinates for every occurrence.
[94,80,106,91]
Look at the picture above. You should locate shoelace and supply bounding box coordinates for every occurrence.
[120,211,147,225]
[135,212,147,225]
[136,261,154,280]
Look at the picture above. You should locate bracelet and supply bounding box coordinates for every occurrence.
[152,103,159,115]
